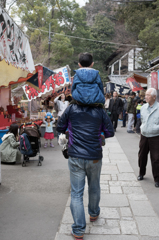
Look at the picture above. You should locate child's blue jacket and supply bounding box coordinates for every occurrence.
[71,68,105,104]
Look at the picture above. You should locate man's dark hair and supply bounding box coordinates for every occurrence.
[130,92,136,96]
[137,99,143,104]
[79,52,93,67]
[8,124,19,138]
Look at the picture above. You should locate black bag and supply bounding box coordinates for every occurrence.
[62,144,69,159]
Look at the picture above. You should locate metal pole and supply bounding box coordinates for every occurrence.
[48,23,51,67]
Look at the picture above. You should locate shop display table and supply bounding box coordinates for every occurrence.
[7,105,23,118]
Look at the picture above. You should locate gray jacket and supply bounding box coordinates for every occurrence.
[140,101,159,138]
[123,98,128,111]
[0,133,21,163]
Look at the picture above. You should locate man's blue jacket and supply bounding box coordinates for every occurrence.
[71,68,105,105]
[57,104,114,160]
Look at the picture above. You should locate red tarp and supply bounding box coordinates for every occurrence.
[126,77,143,92]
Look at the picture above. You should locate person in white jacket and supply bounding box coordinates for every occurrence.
[54,94,69,141]
[54,93,69,117]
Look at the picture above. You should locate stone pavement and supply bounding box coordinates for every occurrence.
[54,136,159,240]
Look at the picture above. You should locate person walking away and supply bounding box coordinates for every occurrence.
[138,88,159,188]
[127,92,136,133]
[57,102,114,240]
[109,91,123,132]
[135,99,144,134]
[0,124,21,163]
[43,112,55,148]
[121,93,129,127]
[71,52,106,144]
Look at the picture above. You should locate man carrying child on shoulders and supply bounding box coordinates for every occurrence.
[57,53,114,240]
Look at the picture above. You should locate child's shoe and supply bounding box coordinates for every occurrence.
[50,143,54,148]
[44,143,48,148]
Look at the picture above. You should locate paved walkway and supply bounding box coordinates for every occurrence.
[54,136,159,240]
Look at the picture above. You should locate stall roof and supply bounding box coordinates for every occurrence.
[108,75,129,87]
[108,72,148,89]
[0,6,35,87]
[130,73,148,84]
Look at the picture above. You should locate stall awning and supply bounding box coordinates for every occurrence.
[9,64,54,89]
[108,75,129,87]
[133,73,148,84]
[0,7,35,87]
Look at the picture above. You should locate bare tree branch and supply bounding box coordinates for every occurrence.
[7,0,18,11]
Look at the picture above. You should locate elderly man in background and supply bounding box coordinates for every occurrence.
[138,88,159,188]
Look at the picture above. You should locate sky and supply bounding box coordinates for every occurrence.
[75,0,87,7]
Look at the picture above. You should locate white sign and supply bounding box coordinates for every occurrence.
[0,7,35,73]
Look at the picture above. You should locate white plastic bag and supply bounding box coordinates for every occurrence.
[58,133,67,147]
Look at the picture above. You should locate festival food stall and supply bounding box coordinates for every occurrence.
[22,65,71,117]
[0,6,35,127]
[22,65,71,136]
[0,6,35,183]
[9,64,55,126]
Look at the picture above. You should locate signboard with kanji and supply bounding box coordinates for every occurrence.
[23,66,71,101]
[106,82,131,95]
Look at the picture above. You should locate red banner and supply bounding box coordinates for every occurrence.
[38,65,43,89]
[151,72,158,90]
[126,77,143,92]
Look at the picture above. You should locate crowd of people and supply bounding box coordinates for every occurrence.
[104,90,145,134]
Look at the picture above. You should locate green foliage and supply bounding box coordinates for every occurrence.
[117,2,154,39]
[12,0,74,68]
[11,0,115,78]
[138,1,159,60]
[117,0,159,63]
[89,14,115,82]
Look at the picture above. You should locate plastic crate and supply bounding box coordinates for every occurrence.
[0,129,8,144]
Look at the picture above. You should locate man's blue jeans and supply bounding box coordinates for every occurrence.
[68,157,102,237]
